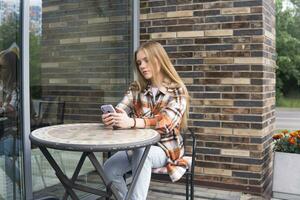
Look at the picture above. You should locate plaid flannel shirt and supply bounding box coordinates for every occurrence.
[116,82,189,182]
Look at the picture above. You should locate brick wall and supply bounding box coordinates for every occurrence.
[40,0,133,123]
[140,0,276,195]
[39,0,276,195]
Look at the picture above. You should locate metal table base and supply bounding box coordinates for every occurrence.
[39,146,151,200]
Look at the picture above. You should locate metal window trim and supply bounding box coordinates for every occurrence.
[132,0,140,80]
[21,1,139,199]
[133,0,140,52]
[22,0,33,199]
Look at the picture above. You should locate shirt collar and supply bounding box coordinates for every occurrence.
[143,83,167,96]
[143,77,180,96]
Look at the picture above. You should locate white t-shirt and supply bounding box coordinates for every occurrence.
[151,87,159,102]
[0,88,18,114]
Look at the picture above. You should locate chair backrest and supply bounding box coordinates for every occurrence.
[32,99,65,129]
[182,128,196,157]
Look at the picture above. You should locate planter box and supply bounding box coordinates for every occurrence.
[272,152,300,200]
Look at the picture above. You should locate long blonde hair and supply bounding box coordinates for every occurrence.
[134,41,190,130]
[0,49,19,91]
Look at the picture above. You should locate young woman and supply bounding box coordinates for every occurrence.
[0,47,21,186]
[0,49,19,116]
[102,41,190,200]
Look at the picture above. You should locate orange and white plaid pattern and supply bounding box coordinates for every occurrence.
[116,82,189,182]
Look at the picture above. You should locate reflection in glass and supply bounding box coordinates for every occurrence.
[30,0,134,198]
[0,0,23,199]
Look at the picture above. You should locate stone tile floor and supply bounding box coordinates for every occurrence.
[1,165,270,200]
[0,158,268,200]
[1,150,272,200]
[147,181,266,200]
[33,178,267,200]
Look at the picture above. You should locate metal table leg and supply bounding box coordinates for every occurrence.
[38,147,113,199]
[38,145,152,200]
[62,152,88,200]
[39,146,79,200]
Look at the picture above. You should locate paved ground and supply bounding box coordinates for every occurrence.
[34,181,266,200]
[147,181,265,200]
[5,108,300,199]
[32,171,266,200]
[1,155,269,200]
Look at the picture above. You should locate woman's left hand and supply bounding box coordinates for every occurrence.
[111,108,133,128]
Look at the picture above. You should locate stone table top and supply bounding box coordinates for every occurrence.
[30,123,160,152]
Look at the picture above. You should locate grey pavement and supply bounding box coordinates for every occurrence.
[84,180,265,200]
[31,170,267,200]
[148,181,265,200]
[276,108,300,130]
[4,109,300,200]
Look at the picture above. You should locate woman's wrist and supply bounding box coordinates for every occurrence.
[133,118,146,129]
[130,117,136,128]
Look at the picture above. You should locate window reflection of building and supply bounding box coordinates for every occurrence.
[40,0,132,123]
[0,0,20,25]
[31,1,134,198]
[30,5,42,35]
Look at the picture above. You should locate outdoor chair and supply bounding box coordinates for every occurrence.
[107,128,196,200]
[151,128,196,200]
[31,99,65,188]
[31,99,65,129]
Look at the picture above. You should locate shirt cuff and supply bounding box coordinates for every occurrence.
[143,117,157,129]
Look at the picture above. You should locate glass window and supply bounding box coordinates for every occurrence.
[29,0,134,198]
[0,0,24,199]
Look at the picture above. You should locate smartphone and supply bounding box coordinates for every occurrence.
[100,104,116,114]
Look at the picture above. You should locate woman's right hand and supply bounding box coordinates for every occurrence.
[101,113,115,126]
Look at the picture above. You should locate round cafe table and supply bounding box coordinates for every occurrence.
[30,123,160,200]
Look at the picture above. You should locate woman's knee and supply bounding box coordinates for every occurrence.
[103,159,111,173]
[147,147,167,168]
[103,152,129,178]
[103,158,118,178]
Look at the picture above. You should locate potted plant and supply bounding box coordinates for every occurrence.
[272,130,300,200]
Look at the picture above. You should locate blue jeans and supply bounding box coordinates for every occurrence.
[103,146,167,200]
[0,136,20,156]
[0,136,20,183]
